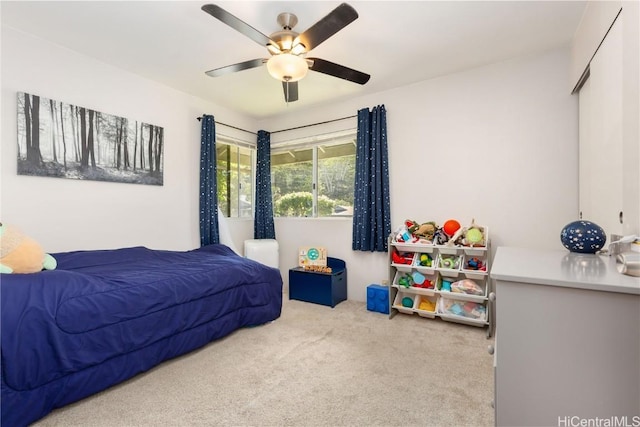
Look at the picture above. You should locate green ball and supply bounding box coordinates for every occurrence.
[466,228,483,244]
[402,297,413,308]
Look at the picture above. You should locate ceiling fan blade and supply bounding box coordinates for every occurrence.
[205,59,266,77]
[202,4,275,47]
[282,81,299,102]
[307,58,370,85]
[295,3,358,52]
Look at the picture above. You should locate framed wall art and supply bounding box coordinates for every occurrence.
[17,91,164,186]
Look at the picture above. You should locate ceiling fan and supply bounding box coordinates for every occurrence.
[201,3,371,103]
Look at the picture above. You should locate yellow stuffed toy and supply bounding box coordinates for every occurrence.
[0,222,57,274]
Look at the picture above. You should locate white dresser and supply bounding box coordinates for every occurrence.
[491,246,640,427]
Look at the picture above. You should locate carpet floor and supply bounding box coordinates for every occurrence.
[34,295,495,427]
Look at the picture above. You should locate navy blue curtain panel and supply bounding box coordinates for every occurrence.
[254,130,276,239]
[199,114,219,246]
[352,105,391,252]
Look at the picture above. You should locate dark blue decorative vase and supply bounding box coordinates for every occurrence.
[560,220,607,254]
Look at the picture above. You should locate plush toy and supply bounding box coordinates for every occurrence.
[405,219,419,234]
[433,228,449,245]
[462,219,486,247]
[413,221,437,241]
[0,223,57,274]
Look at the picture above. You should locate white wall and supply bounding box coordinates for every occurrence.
[1,27,254,252]
[2,26,578,302]
[260,47,579,301]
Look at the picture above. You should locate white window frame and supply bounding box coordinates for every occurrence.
[270,128,357,218]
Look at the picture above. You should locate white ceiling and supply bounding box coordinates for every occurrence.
[1,1,586,119]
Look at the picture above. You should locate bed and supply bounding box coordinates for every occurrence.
[1,244,283,427]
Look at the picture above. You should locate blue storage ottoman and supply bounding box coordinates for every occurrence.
[367,284,389,314]
[289,257,347,307]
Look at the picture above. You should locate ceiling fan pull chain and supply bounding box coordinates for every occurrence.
[285,81,289,106]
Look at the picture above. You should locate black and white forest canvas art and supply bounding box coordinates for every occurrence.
[17,92,164,185]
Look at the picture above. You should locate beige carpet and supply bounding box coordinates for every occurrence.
[34,295,495,427]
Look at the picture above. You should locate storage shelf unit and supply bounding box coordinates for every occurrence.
[388,236,493,336]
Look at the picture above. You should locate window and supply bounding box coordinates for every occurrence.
[216,136,254,218]
[271,130,356,217]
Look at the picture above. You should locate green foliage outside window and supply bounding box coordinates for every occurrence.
[216,141,252,218]
[273,192,337,217]
[271,160,312,201]
[271,137,355,217]
[216,133,355,218]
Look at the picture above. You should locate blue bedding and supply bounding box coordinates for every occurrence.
[1,244,282,426]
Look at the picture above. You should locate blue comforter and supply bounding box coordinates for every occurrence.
[1,244,282,426]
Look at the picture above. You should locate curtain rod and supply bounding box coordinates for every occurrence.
[196,117,256,135]
[197,114,357,136]
[270,114,357,134]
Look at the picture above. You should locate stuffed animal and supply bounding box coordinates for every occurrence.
[405,219,419,234]
[0,222,57,274]
[462,219,487,247]
[413,221,437,241]
[433,228,449,245]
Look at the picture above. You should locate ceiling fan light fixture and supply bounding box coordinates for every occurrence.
[291,42,306,55]
[266,43,282,55]
[266,53,308,82]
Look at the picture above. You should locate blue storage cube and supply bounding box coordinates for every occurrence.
[367,284,389,314]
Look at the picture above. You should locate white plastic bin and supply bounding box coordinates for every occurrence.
[244,239,279,269]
